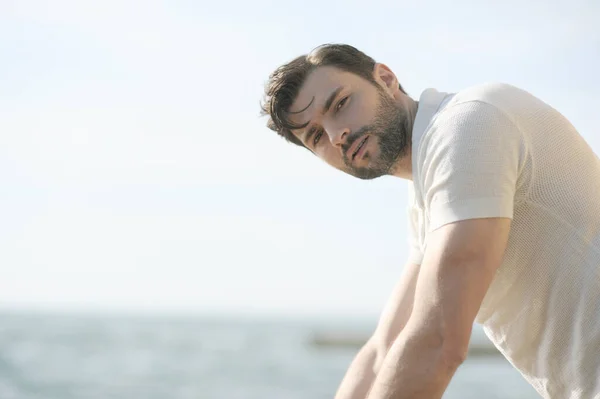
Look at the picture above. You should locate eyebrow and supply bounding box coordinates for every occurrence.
[302,86,344,144]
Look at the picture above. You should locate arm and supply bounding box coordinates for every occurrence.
[367,101,523,398]
[334,261,421,399]
[367,217,511,399]
[332,338,377,399]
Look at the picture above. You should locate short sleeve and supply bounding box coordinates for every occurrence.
[418,101,525,233]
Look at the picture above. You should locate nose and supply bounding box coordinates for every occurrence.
[327,125,350,148]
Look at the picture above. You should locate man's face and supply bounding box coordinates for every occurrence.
[288,65,411,179]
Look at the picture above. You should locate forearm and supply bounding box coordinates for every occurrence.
[366,326,462,399]
[335,262,421,399]
[334,340,378,399]
[363,216,505,398]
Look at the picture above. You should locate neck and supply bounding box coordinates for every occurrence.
[390,98,418,180]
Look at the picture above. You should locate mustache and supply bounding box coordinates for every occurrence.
[341,126,371,155]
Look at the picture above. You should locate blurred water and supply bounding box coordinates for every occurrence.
[0,311,539,399]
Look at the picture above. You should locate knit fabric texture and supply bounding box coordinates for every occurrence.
[408,83,600,399]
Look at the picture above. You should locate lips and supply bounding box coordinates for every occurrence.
[351,136,369,160]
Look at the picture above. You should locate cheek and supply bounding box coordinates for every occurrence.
[345,101,374,130]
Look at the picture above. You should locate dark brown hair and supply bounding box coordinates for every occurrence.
[260,43,405,148]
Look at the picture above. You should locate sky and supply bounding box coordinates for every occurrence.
[0,0,598,318]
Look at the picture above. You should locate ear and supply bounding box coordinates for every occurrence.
[373,63,399,95]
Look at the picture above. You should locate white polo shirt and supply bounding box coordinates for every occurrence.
[407,83,600,399]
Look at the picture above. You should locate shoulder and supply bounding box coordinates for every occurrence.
[418,82,540,148]
[449,82,536,109]
[415,84,528,188]
[421,84,525,153]
[435,82,553,130]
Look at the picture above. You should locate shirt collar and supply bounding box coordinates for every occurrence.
[411,88,454,180]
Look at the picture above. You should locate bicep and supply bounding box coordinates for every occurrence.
[406,217,511,358]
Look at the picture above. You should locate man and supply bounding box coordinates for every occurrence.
[260,44,600,399]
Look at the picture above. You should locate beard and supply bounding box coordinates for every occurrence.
[341,90,411,180]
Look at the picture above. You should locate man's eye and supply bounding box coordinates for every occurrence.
[335,96,348,112]
[313,131,323,146]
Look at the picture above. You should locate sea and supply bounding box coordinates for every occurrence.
[0,311,541,399]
